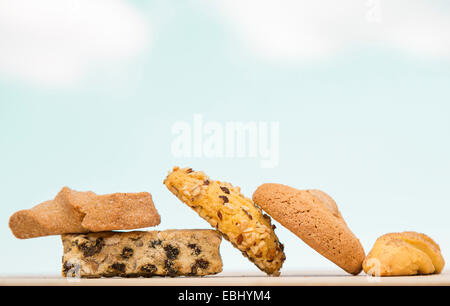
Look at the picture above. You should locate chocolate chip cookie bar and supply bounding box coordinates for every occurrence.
[164,166,285,276]
[62,230,222,278]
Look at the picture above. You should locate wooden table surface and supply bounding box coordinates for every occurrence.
[1,271,449,286]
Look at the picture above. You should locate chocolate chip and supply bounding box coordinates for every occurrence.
[140,264,157,274]
[110,263,126,273]
[272,224,276,230]
[62,261,73,274]
[236,234,243,245]
[196,259,209,269]
[220,186,230,194]
[219,195,229,203]
[149,239,162,248]
[203,180,210,185]
[190,259,210,275]
[164,245,180,260]
[188,243,201,256]
[121,247,134,259]
[263,214,271,222]
[186,168,193,173]
[279,243,285,251]
[241,208,253,220]
[217,211,223,220]
[77,237,105,257]
[164,260,178,276]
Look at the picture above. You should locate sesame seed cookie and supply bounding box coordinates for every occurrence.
[363,231,445,276]
[252,183,365,275]
[163,167,286,276]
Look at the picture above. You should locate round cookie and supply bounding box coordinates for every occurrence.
[363,231,445,276]
[252,183,365,275]
[164,167,286,276]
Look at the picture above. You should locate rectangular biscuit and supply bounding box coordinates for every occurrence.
[62,230,223,278]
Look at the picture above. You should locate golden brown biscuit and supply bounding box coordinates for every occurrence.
[252,183,365,275]
[163,166,285,276]
[363,231,445,276]
[9,187,161,239]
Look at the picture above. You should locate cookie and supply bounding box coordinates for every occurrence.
[252,183,365,275]
[62,230,222,278]
[163,166,285,276]
[363,231,445,276]
[9,187,161,239]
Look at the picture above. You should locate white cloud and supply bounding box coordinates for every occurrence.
[381,1,450,59]
[0,0,150,86]
[210,0,450,61]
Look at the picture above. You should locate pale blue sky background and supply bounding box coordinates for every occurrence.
[1,0,449,275]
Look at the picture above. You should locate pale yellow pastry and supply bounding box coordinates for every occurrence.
[363,231,445,276]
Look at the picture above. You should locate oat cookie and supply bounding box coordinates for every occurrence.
[363,231,445,276]
[252,183,365,275]
[9,187,161,239]
[164,167,285,276]
[62,230,222,278]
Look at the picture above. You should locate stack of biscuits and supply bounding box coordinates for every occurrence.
[9,166,445,278]
[9,187,223,277]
